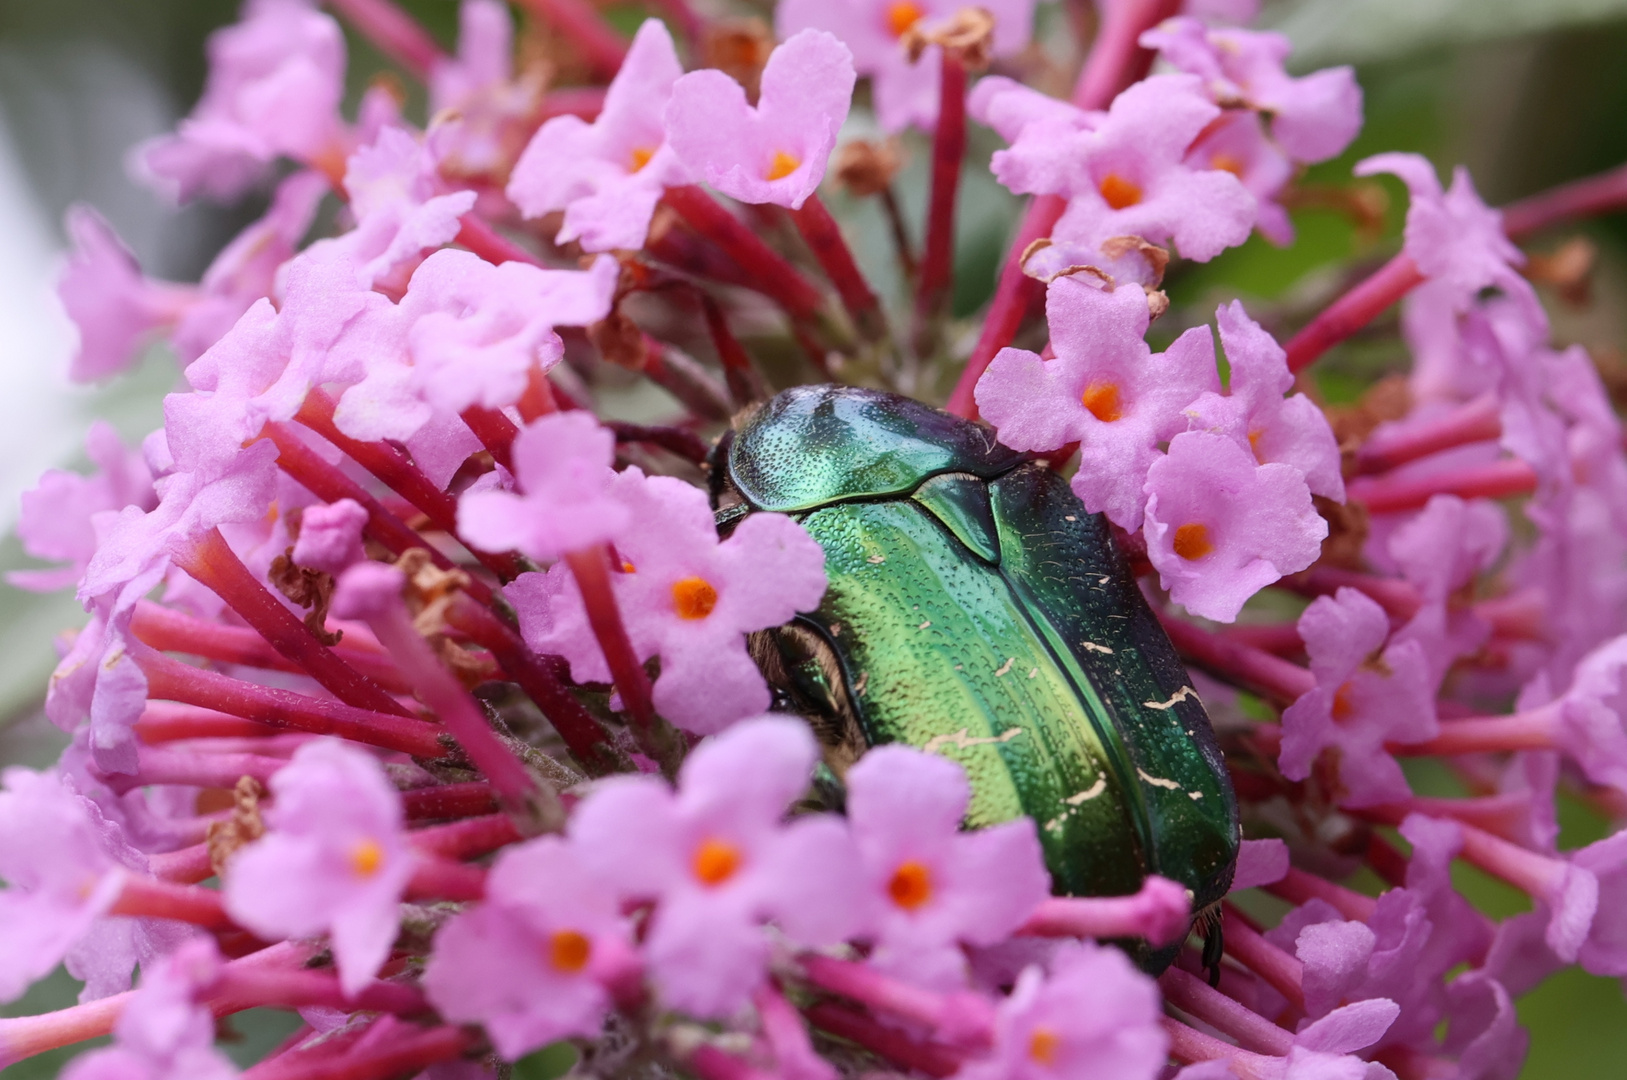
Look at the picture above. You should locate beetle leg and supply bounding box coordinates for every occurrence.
[1199,906,1225,987]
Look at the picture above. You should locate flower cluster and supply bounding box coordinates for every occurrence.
[6,0,1627,1078]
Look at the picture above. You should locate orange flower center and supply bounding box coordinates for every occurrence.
[549,929,593,973]
[1331,681,1356,722]
[672,576,719,620]
[630,146,655,173]
[1210,153,1245,177]
[1172,523,1214,562]
[887,860,933,910]
[693,838,742,886]
[887,0,925,36]
[349,838,384,878]
[766,150,802,181]
[1080,381,1123,423]
[1247,429,1265,462]
[1028,1027,1061,1066]
[1098,172,1142,210]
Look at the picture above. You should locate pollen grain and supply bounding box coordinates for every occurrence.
[672,576,719,619]
[767,151,802,181]
[1098,172,1142,210]
[549,929,593,973]
[887,860,933,910]
[693,838,742,886]
[1172,523,1214,561]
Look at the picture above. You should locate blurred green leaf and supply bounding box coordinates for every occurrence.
[1270,0,1627,68]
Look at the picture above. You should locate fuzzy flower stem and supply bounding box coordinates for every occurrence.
[1360,805,1576,908]
[1017,875,1191,946]
[110,874,234,926]
[1290,566,1422,619]
[296,390,526,582]
[1355,394,1504,474]
[261,422,498,607]
[683,1044,773,1080]
[1158,614,1317,704]
[459,405,520,472]
[1502,160,1627,239]
[242,1025,475,1080]
[455,213,544,268]
[1221,906,1306,1012]
[408,812,524,862]
[700,292,772,407]
[798,955,994,1046]
[1158,967,1295,1056]
[913,49,968,355]
[1346,458,1538,513]
[1162,1016,1278,1079]
[0,943,316,1065]
[401,781,498,820]
[147,843,215,884]
[405,853,488,901]
[135,702,280,742]
[1265,867,1378,923]
[943,195,1064,418]
[132,599,411,693]
[1377,794,1545,844]
[563,544,684,774]
[172,528,413,717]
[804,1002,962,1078]
[323,0,445,81]
[607,421,713,465]
[660,186,827,321]
[788,193,888,345]
[635,336,735,423]
[357,589,560,825]
[1284,254,1427,373]
[100,745,287,794]
[1391,706,1563,756]
[136,645,452,760]
[441,591,627,777]
[1071,0,1184,111]
[512,0,628,81]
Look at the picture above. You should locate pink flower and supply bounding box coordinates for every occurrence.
[567,717,865,1016]
[844,746,1050,988]
[957,941,1168,1080]
[426,0,542,179]
[976,277,1220,531]
[0,768,174,1004]
[1278,588,1435,807]
[333,127,478,294]
[1354,154,1523,304]
[988,74,1255,262]
[224,740,413,996]
[969,76,1094,149]
[61,940,236,1080]
[1183,111,1295,246]
[171,170,330,364]
[56,206,193,383]
[1183,301,1345,500]
[1230,837,1290,891]
[1383,496,1503,684]
[458,411,630,561]
[10,423,156,594]
[507,468,827,734]
[1143,431,1327,622]
[776,0,1037,133]
[508,19,692,252]
[1140,18,1362,164]
[132,0,347,203]
[423,837,634,1060]
[331,249,618,440]
[291,498,369,576]
[665,30,856,209]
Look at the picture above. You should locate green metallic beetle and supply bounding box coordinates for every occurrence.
[710,384,1239,971]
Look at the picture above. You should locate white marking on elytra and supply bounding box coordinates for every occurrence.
[994,657,1015,677]
[1080,641,1115,655]
[918,620,932,630]
[1027,667,1039,679]
[867,554,886,564]
[1065,515,1078,522]
[1098,575,1111,585]
[854,671,869,696]
[1138,769,1181,791]
[1064,777,1108,804]
[1145,686,1198,711]
[1188,791,1204,800]
[922,726,1025,755]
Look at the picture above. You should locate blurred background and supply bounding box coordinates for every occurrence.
[2,0,1627,1075]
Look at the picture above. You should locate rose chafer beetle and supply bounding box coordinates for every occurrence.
[712,384,1239,970]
